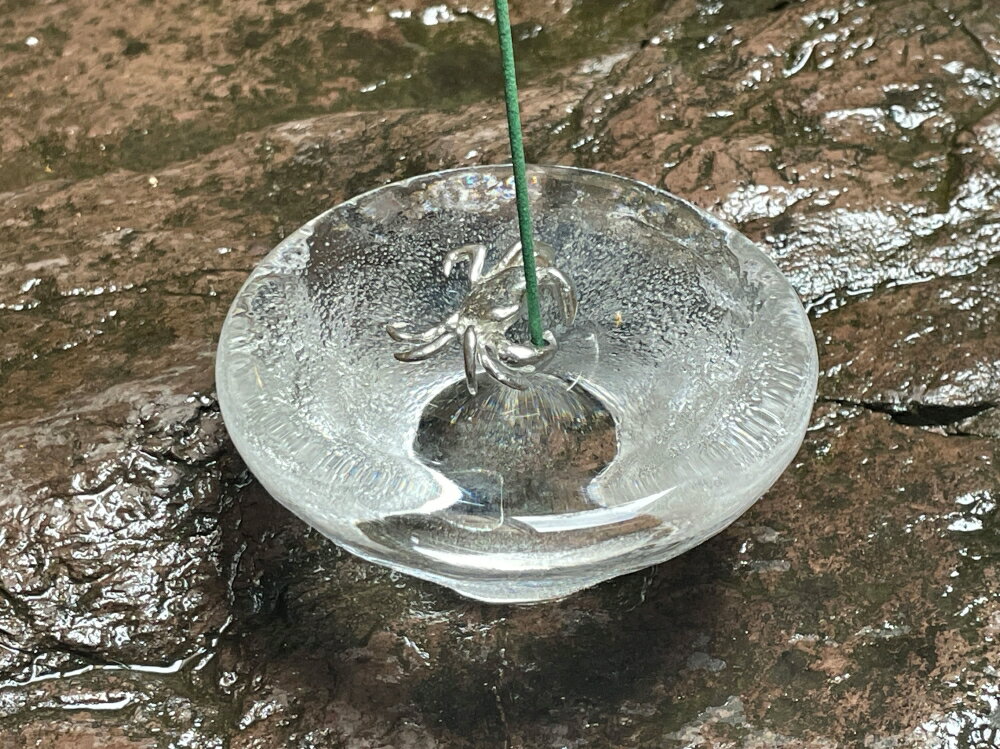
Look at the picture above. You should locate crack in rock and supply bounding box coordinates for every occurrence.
[823,396,997,429]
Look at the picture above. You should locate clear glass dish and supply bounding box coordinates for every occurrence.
[216,165,818,603]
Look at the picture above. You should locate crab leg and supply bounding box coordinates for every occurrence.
[386,321,447,343]
[481,340,529,390]
[497,331,558,367]
[488,302,522,322]
[462,327,479,395]
[394,330,457,362]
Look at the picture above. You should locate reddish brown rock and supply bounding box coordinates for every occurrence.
[2,0,1000,747]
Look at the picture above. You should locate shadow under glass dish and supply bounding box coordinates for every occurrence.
[216,165,818,603]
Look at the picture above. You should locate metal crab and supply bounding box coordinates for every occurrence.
[387,241,577,394]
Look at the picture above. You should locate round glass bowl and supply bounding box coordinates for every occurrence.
[216,165,818,603]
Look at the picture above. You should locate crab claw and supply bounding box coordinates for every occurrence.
[442,244,487,283]
[532,241,556,267]
[537,267,577,324]
[498,240,555,271]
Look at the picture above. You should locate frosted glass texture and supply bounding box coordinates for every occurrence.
[216,165,818,603]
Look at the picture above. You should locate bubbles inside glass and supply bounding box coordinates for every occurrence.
[216,165,818,603]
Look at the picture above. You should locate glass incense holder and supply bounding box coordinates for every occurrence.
[216,165,818,603]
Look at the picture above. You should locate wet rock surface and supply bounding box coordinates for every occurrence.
[2,0,999,746]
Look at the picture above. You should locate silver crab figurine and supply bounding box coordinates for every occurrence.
[387,241,577,394]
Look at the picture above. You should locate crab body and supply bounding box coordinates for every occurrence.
[387,241,577,394]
